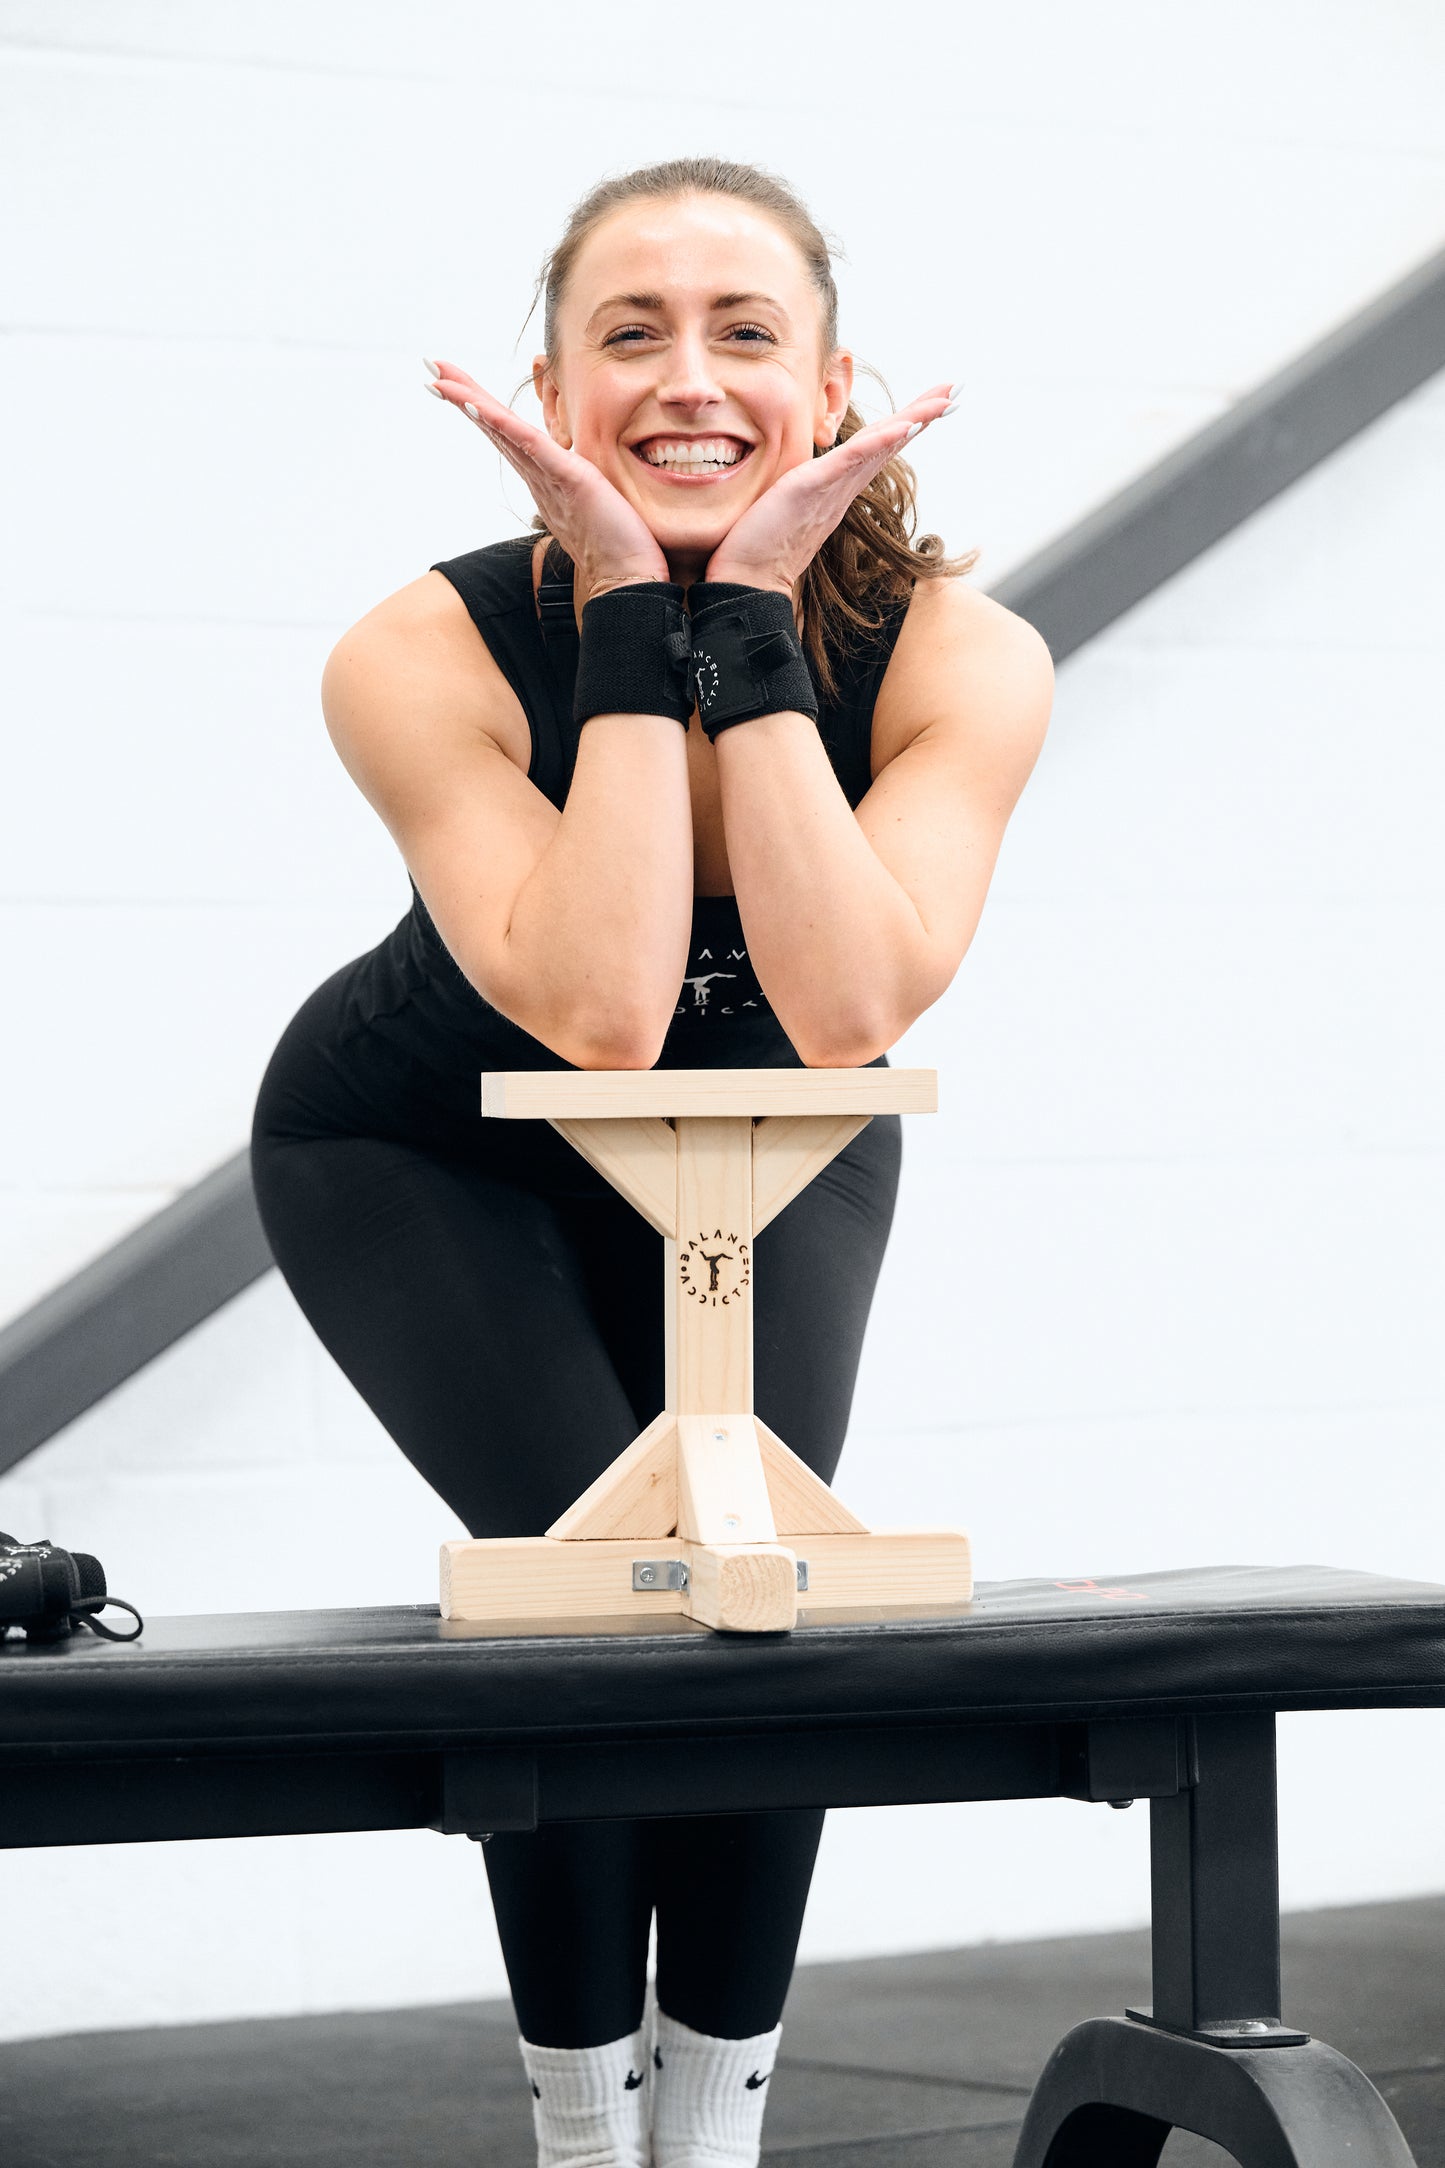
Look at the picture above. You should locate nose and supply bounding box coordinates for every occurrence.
[655,326,726,417]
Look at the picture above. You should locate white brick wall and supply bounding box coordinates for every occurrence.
[1,0,1442,2041]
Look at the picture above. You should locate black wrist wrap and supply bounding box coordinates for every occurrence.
[572,581,694,727]
[686,583,819,741]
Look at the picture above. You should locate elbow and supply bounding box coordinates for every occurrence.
[571,1009,669,1072]
[580,1039,660,1073]
[480,973,667,1072]
[791,1011,899,1070]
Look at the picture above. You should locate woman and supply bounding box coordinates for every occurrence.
[251,156,1053,2168]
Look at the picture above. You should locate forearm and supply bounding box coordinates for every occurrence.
[503,714,693,1061]
[713,711,930,1065]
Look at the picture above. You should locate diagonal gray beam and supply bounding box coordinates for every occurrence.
[993,239,1445,658]
[3,239,1444,1474]
[0,1155,268,1476]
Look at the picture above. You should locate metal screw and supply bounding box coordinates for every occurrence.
[723,1515,740,1530]
[713,1430,727,1441]
[637,1565,656,1585]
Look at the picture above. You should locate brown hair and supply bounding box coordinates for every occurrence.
[516,156,980,703]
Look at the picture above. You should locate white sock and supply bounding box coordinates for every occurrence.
[650,2006,783,2168]
[517,2026,650,2168]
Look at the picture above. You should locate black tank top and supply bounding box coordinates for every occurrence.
[337,534,908,1099]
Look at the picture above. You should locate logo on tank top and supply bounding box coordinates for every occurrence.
[674,945,771,1020]
[678,969,736,1014]
[678,1228,752,1307]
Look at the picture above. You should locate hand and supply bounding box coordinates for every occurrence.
[424,358,669,604]
[701,381,961,595]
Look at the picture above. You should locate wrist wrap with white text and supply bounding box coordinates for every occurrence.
[573,580,695,728]
[686,582,819,741]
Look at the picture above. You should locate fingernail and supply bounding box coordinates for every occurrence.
[424,382,445,399]
[463,402,480,421]
[904,420,923,442]
[948,379,964,400]
[422,357,441,378]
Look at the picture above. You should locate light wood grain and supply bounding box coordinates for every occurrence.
[481,1068,939,1121]
[754,1417,869,1535]
[683,1542,798,1632]
[547,1116,677,1236]
[674,1117,754,1415]
[752,1113,873,1234]
[440,1526,972,1626]
[449,1064,953,1636]
[792,1530,973,1608]
[440,1536,681,1620]
[663,1232,680,1415]
[546,1412,678,1541]
[675,1414,778,1544]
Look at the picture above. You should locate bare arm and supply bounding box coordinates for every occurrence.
[713,580,1054,1064]
[321,575,694,1069]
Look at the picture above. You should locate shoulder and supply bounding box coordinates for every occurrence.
[871,572,1054,778]
[320,548,535,775]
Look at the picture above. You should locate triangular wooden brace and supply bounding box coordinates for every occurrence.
[548,1116,677,1237]
[754,1417,870,1534]
[546,1412,678,1540]
[751,1113,872,1235]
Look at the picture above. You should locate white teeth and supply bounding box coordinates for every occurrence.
[638,437,747,469]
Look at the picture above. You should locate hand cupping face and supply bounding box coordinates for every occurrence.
[425,192,960,601]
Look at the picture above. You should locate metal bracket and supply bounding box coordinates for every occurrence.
[432,1749,539,1838]
[632,1558,810,1591]
[1059,1717,1185,1803]
[1126,2006,1310,2049]
[633,1559,689,1591]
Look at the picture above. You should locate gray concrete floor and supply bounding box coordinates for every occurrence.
[0,1895,1440,2165]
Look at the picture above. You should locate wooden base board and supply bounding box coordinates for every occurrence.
[440,1529,973,1633]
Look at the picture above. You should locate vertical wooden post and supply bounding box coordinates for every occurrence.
[673,1115,754,1415]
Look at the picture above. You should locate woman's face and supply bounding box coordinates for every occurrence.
[536,194,853,571]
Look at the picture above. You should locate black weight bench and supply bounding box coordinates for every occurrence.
[3,1560,1442,2165]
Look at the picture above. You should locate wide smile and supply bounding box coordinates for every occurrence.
[627,435,757,486]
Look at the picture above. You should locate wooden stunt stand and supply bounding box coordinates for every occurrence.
[440,1067,971,1634]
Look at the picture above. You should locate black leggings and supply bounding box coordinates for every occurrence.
[251,972,902,2045]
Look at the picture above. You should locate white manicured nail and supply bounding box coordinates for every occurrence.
[423,357,441,378]
[948,379,964,400]
[463,402,480,420]
[425,381,445,399]
[904,420,923,441]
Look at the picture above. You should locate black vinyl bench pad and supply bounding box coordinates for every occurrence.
[2,1563,1443,1768]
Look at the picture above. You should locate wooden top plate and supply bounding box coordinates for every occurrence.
[480,1067,939,1120]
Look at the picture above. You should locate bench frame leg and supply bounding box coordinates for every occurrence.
[1013,1714,1417,2167]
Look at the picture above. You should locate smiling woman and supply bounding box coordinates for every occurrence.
[518,156,980,699]
[250,153,1052,2168]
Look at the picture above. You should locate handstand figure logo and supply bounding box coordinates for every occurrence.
[679,1228,752,1306]
[692,649,720,713]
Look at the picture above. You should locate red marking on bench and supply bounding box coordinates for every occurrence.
[1054,1577,1150,1602]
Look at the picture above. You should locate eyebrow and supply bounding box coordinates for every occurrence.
[584,290,792,333]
